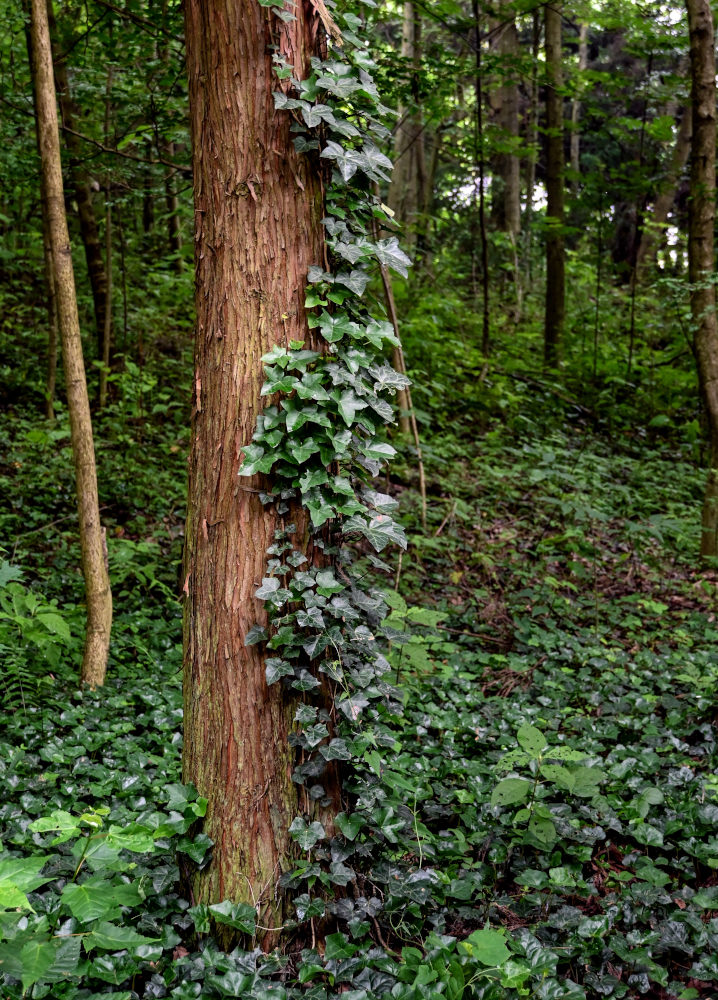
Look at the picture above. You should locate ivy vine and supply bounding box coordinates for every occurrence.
[240,0,413,919]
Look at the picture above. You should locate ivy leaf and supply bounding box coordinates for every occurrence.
[265,658,294,685]
[336,269,369,295]
[320,739,353,762]
[364,318,399,348]
[289,437,322,464]
[289,818,325,850]
[373,236,412,277]
[318,310,359,344]
[336,389,368,426]
[296,373,330,401]
[335,811,363,839]
[301,103,335,128]
[296,607,326,629]
[255,577,280,600]
[245,625,268,646]
[208,900,257,934]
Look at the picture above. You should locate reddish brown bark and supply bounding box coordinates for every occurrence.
[182,0,330,945]
[686,0,718,557]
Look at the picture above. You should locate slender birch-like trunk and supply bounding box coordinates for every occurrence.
[30,0,113,687]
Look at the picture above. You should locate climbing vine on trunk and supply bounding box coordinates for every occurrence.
[238,0,412,923]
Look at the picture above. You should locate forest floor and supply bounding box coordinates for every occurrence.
[1,394,717,999]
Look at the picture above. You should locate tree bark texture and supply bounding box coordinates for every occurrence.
[488,0,520,238]
[25,11,58,420]
[183,0,328,944]
[387,2,426,247]
[686,0,718,557]
[47,0,109,360]
[636,107,692,276]
[544,1,565,368]
[30,0,113,686]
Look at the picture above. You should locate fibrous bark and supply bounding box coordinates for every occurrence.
[685,0,718,557]
[183,0,329,945]
[544,1,565,368]
[30,0,113,687]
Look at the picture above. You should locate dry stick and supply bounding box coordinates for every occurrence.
[378,259,427,531]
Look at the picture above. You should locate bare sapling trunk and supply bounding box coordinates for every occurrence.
[544,1,565,368]
[30,0,112,685]
[686,0,718,558]
[569,23,588,193]
[47,0,109,362]
[183,0,334,946]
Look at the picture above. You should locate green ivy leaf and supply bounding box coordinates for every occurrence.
[208,899,257,934]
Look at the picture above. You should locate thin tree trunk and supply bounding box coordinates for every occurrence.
[489,1,520,238]
[47,0,109,361]
[636,107,692,276]
[686,0,718,558]
[472,0,490,355]
[569,22,588,193]
[387,2,425,246]
[99,63,113,410]
[544,1,565,368]
[183,0,332,946]
[30,0,112,687]
[24,10,58,420]
[524,9,540,280]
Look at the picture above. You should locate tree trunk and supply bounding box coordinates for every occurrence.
[569,22,588,193]
[387,2,426,248]
[47,0,109,361]
[488,1,520,239]
[636,107,692,276]
[30,0,112,687]
[523,9,540,279]
[544,1,565,368]
[183,0,328,945]
[686,0,718,558]
[24,9,58,420]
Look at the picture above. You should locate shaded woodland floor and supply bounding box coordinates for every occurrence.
[2,381,717,998]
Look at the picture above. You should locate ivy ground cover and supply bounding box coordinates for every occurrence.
[1,423,717,999]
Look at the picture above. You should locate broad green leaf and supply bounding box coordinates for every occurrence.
[20,938,56,991]
[86,921,160,952]
[516,723,547,757]
[208,899,256,934]
[491,778,531,807]
[0,881,33,911]
[463,927,511,967]
[335,812,363,840]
